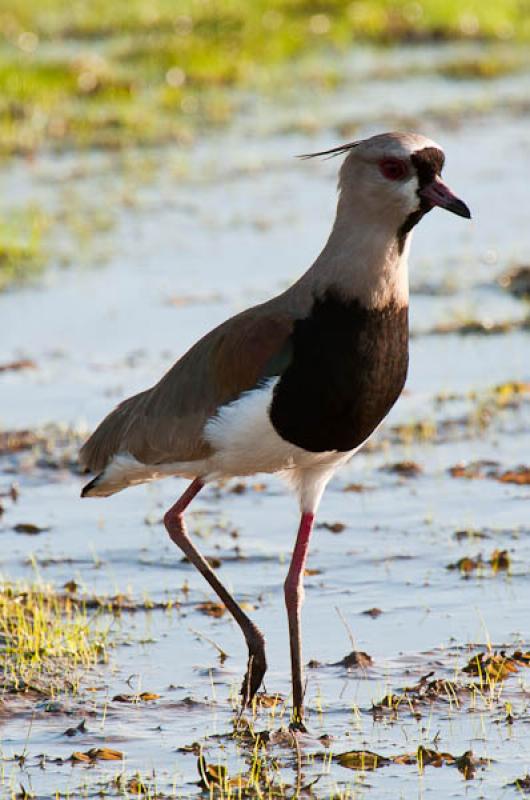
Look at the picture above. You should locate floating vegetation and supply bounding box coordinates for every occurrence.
[446,548,511,574]
[372,649,530,720]
[337,746,487,779]
[449,461,530,485]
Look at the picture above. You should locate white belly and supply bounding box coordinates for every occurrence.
[202,378,350,479]
[88,379,356,500]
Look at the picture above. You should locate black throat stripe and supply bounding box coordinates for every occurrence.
[269,291,409,452]
[397,146,445,253]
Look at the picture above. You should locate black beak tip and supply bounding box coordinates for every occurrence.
[450,199,472,220]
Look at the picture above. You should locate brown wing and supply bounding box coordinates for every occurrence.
[79,305,294,473]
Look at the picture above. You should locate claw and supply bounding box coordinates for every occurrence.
[240,648,267,706]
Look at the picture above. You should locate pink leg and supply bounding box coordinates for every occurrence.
[284,511,315,728]
[164,479,267,705]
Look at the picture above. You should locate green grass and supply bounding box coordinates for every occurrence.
[0,580,110,696]
[0,0,528,156]
[0,207,49,291]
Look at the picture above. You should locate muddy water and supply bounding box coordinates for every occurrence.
[1,43,529,798]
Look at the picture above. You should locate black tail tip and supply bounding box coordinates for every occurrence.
[81,475,100,497]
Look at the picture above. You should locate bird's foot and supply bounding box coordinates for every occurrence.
[240,640,267,707]
[288,709,307,733]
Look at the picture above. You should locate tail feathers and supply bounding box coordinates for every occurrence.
[79,390,148,474]
[81,473,106,497]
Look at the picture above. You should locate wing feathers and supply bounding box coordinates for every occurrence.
[79,307,294,474]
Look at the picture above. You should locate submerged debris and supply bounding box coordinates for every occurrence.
[449,461,530,485]
[497,265,530,299]
[380,460,422,477]
[113,691,160,703]
[0,359,37,373]
[71,748,123,763]
[336,745,487,779]
[462,650,530,682]
[510,775,530,792]
[332,650,373,669]
[13,522,50,535]
[447,549,511,574]
[317,521,346,533]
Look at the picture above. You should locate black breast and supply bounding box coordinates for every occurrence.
[269,292,409,452]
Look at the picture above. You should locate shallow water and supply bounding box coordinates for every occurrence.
[1,42,529,799]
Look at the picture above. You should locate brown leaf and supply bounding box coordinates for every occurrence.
[318,521,346,533]
[72,747,123,762]
[497,467,530,485]
[88,748,123,761]
[304,567,321,576]
[449,460,499,479]
[71,751,91,763]
[113,692,157,703]
[362,607,383,618]
[254,693,283,708]
[13,523,50,535]
[333,650,373,669]
[197,601,226,618]
[0,359,37,373]
[463,651,521,681]
[381,461,422,477]
[337,750,390,771]
[490,549,510,571]
[343,483,369,493]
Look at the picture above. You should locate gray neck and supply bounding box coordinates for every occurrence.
[295,192,411,311]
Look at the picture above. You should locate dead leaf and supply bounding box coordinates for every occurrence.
[337,750,390,771]
[362,607,383,618]
[449,460,499,479]
[0,359,36,373]
[510,775,530,792]
[197,601,226,618]
[13,523,50,535]
[113,692,160,702]
[183,555,221,569]
[447,549,510,574]
[72,747,123,762]
[463,651,522,682]
[196,752,254,790]
[381,461,422,476]
[343,483,370,493]
[490,549,510,571]
[63,580,78,593]
[318,521,346,533]
[304,567,321,576]
[254,693,283,708]
[497,467,530,485]
[63,720,87,737]
[89,748,123,761]
[332,650,372,669]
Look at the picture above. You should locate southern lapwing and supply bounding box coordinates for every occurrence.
[80,132,470,728]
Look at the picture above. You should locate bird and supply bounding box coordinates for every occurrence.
[79,131,470,729]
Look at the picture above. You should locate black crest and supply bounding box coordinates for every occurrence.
[297,141,360,160]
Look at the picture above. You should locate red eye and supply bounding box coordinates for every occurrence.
[379,158,408,181]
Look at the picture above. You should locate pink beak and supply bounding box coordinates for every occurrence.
[419,176,471,219]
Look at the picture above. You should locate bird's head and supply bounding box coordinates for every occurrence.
[302,132,470,245]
